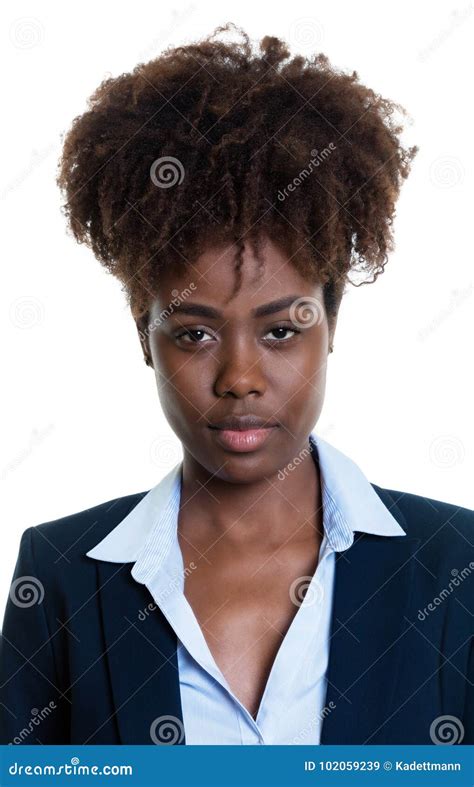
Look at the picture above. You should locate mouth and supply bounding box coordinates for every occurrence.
[209,426,277,453]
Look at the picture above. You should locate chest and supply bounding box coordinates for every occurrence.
[178,534,321,719]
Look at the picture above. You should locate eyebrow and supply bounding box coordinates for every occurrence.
[166,295,309,320]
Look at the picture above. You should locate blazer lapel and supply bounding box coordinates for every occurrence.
[93,484,418,745]
[321,530,421,743]
[96,560,186,744]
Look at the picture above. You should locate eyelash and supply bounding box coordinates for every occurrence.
[174,325,301,345]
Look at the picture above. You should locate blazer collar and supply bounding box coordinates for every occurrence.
[86,430,406,576]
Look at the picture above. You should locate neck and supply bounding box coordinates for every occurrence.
[178,446,323,549]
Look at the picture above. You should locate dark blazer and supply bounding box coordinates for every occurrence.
[1,485,473,745]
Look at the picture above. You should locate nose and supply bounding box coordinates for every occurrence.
[213,338,266,398]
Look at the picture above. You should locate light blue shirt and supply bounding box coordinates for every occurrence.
[86,431,406,744]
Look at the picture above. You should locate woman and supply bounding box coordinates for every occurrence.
[1,23,472,746]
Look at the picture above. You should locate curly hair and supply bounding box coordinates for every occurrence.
[56,22,418,331]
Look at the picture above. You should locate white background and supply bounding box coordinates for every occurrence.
[1,0,473,622]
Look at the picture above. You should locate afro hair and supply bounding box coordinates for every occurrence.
[56,22,418,331]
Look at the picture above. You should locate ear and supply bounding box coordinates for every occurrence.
[327,307,340,353]
[134,312,152,366]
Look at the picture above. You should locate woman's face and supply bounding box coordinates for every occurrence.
[136,236,337,483]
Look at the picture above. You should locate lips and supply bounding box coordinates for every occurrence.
[211,427,276,452]
[209,414,279,431]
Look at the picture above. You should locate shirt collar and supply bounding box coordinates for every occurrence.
[86,430,406,581]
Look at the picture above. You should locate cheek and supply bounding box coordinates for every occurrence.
[273,339,327,384]
[306,355,328,399]
[152,338,196,389]
[154,353,209,422]
[283,346,328,406]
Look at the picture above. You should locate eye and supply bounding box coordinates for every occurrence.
[175,328,214,344]
[264,326,300,343]
[174,325,300,346]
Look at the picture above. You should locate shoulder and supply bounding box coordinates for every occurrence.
[371,483,474,566]
[18,489,148,566]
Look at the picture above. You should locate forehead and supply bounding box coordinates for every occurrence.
[153,236,321,314]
